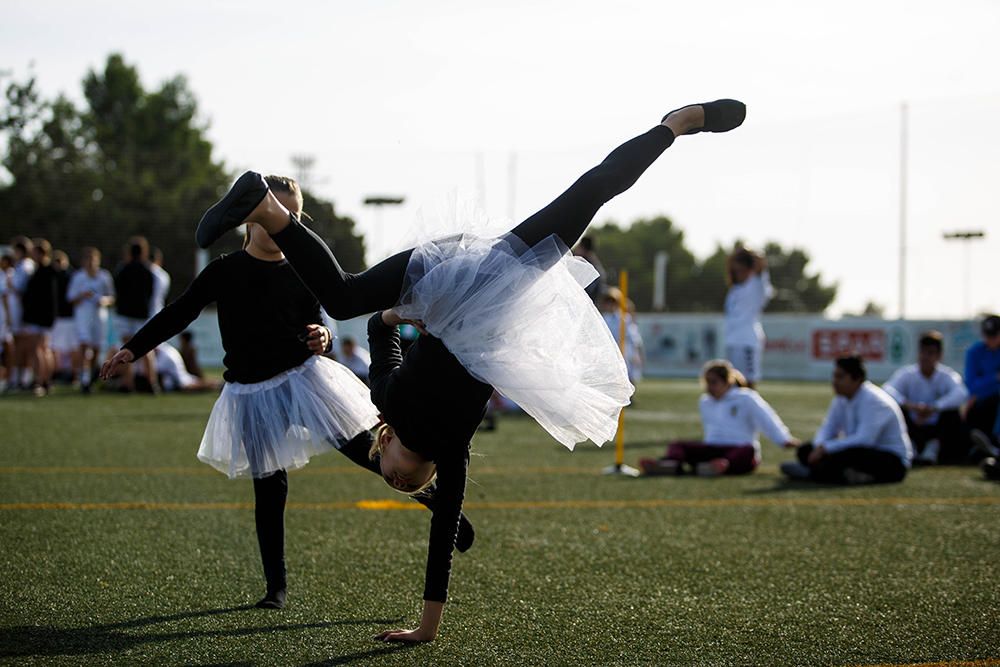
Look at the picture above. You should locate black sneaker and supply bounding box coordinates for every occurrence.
[255,588,286,609]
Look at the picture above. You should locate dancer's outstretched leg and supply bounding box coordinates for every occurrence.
[195,100,743,317]
[509,100,743,251]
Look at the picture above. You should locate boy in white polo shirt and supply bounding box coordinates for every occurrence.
[882,330,968,464]
[783,356,913,484]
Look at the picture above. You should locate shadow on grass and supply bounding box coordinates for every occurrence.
[0,604,404,659]
[300,643,416,665]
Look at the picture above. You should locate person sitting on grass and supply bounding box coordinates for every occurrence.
[882,330,968,465]
[639,359,798,477]
[962,314,1000,459]
[782,355,913,485]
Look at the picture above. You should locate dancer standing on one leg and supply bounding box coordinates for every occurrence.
[101,175,476,609]
[188,100,746,641]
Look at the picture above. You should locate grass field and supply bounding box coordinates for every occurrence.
[1,378,999,666]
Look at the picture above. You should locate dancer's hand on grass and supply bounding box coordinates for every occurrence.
[303,324,331,354]
[100,348,135,380]
[373,627,436,643]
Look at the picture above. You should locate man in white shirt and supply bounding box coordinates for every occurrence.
[338,336,371,384]
[882,330,968,465]
[723,246,773,388]
[782,356,913,484]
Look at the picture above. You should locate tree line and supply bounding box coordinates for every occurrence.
[1,54,835,313]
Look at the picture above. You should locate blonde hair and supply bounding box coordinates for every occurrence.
[701,359,748,390]
[369,424,438,497]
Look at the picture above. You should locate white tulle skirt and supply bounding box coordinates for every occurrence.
[198,356,380,479]
[394,232,633,450]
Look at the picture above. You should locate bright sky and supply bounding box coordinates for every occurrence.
[3,0,999,318]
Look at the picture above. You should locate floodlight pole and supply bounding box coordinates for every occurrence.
[363,195,405,262]
[604,269,640,477]
[898,102,909,319]
[943,230,986,317]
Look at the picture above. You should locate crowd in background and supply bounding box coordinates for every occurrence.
[5,232,999,484]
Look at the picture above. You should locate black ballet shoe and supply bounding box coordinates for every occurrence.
[661,99,746,135]
[455,513,475,553]
[196,171,269,248]
[255,588,287,609]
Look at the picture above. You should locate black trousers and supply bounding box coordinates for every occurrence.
[270,126,676,320]
[904,409,968,463]
[797,442,907,484]
[965,393,999,438]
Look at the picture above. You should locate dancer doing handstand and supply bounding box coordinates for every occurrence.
[185,100,746,641]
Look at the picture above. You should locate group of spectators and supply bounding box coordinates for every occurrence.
[640,316,1000,485]
[0,234,208,396]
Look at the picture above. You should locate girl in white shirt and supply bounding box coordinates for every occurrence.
[724,246,773,388]
[640,359,797,476]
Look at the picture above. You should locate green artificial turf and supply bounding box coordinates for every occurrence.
[1,379,998,666]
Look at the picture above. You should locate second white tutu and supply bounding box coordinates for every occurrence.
[395,232,633,450]
[198,356,380,479]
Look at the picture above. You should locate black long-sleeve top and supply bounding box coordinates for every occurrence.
[114,260,155,319]
[367,313,494,603]
[55,268,73,318]
[124,252,323,383]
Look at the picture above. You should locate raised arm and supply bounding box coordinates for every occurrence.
[101,259,224,378]
[376,446,469,643]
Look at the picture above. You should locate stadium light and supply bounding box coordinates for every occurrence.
[943,230,986,317]
[363,195,405,262]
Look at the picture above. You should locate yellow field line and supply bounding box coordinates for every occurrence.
[2,496,999,512]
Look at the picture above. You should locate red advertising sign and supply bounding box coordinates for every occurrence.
[811,329,885,361]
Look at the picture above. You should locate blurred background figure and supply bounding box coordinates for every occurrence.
[0,254,13,392]
[963,314,1000,459]
[50,249,78,383]
[7,236,35,392]
[21,238,57,396]
[141,342,218,392]
[338,336,371,385]
[178,330,203,380]
[723,245,773,389]
[113,236,158,393]
[572,235,607,303]
[782,356,912,485]
[599,288,644,387]
[68,247,115,393]
[640,359,797,477]
[882,330,969,465]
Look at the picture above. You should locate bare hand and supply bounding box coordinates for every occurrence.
[382,309,428,335]
[373,627,436,643]
[100,348,135,380]
[783,437,801,449]
[807,445,827,466]
[303,324,331,355]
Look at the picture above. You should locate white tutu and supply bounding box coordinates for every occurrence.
[395,232,633,450]
[198,356,380,479]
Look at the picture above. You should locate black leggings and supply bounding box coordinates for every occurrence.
[270,125,675,319]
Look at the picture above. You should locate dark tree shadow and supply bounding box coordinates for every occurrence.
[0,604,404,659]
